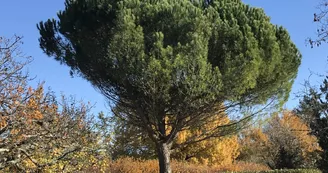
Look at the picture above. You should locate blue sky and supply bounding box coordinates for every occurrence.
[0,0,327,114]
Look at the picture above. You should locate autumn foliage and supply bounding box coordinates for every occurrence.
[0,36,111,172]
[238,111,322,169]
[171,115,240,166]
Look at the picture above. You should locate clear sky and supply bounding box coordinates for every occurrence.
[0,0,327,114]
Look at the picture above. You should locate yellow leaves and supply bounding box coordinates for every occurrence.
[172,113,240,166]
[52,148,61,157]
[239,110,322,167]
[81,136,88,145]
[211,138,238,164]
[10,128,20,135]
[22,85,58,124]
[245,128,269,145]
[89,155,97,164]
[34,110,43,119]
[22,159,37,170]
[1,37,104,172]
[176,130,188,144]
[279,111,322,153]
[17,85,23,93]
[281,111,308,131]
[26,97,43,120]
[0,116,8,129]
[191,135,240,166]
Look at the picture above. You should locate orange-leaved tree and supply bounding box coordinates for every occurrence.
[238,111,322,169]
[0,36,111,172]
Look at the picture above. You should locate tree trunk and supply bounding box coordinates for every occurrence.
[157,142,172,173]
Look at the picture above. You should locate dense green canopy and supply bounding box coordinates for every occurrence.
[38,0,300,106]
[38,0,301,172]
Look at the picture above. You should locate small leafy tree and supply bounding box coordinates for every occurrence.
[238,111,321,169]
[0,36,111,172]
[38,0,301,172]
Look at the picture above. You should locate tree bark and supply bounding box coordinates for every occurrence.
[157,142,172,173]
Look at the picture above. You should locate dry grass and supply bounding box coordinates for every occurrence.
[97,157,269,173]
